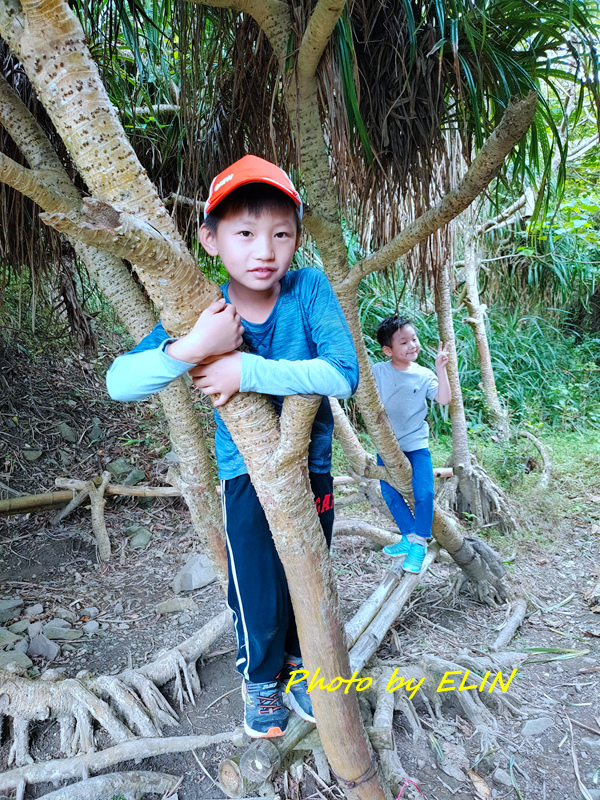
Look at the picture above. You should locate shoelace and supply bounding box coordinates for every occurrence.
[256,689,283,714]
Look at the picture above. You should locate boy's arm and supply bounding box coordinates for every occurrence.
[107,299,244,402]
[433,342,451,405]
[192,270,359,406]
[106,327,194,401]
[241,270,359,397]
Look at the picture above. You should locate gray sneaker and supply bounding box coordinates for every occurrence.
[242,679,289,738]
[280,655,316,723]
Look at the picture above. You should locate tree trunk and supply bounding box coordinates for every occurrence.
[435,259,517,536]
[462,232,510,439]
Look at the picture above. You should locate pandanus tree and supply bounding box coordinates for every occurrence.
[0,0,598,795]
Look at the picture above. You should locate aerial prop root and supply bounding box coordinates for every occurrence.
[0,610,231,766]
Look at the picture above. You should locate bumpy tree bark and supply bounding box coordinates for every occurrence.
[435,259,518,536]
[0,66,228,583]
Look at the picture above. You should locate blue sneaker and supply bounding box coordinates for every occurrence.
[402,539,429,573]
[242,680,289,738]
[280,655,316,723]
[383,535,411,557]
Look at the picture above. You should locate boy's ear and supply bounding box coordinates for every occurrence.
[382,345,393,358]
[199,223,219,256]
[295,232,301,252]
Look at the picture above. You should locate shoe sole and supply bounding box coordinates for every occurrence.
[287,691,316,724]
[243,721,286,738]
[383,547,409,557]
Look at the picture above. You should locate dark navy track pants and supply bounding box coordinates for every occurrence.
[221,472,334,683]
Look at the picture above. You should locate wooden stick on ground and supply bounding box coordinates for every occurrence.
[87,471,112,560]
[52,482,91,525]
[491,597,528,652]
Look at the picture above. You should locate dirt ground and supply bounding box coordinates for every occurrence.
[1,338,600,800]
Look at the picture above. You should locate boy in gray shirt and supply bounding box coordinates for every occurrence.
[372,316,451,572]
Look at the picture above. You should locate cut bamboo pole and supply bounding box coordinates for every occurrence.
[345,571,400,648]
[0,491,74,515]
[349,544,440,672]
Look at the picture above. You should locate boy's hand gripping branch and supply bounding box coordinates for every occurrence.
[191,351,242,408]
[167,298,244,365]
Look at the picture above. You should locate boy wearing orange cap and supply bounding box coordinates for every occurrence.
[107,155,359,738]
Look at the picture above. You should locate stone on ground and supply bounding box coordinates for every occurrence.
[28,634,60,661]
[156,597,200,615]
[171,553,216,593]
[0,598,23,623]
[0,650,32,669]
[521,717,554,736]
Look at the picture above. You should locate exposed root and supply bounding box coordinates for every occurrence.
[444,535,507,606]
[0,611,231,766]
[36,770,179,799]
[0,734,234,791]
[517,429,552,489]
[437,455,518,535]
[491,597,528,652]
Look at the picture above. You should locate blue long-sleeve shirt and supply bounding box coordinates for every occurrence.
[107,267,359,479]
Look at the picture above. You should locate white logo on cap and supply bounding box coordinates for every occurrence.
[214,173,234,192]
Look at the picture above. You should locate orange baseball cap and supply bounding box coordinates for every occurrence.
[204,155,303,218]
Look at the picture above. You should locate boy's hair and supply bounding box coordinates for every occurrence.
[376,315,413,349]
[203,183,302,236]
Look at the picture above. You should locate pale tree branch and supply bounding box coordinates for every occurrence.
[0,73,60,171]
[347,93,538,289]
[0,153,73,212]
[188,0,291,60]
[329,398,390,484]
[40,198,191,273]
[0,73,82,204]
[297,0,346,81]
[478,125,600,236]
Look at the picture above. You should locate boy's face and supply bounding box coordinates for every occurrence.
[383,325,420,365]
[199,206,300,294]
